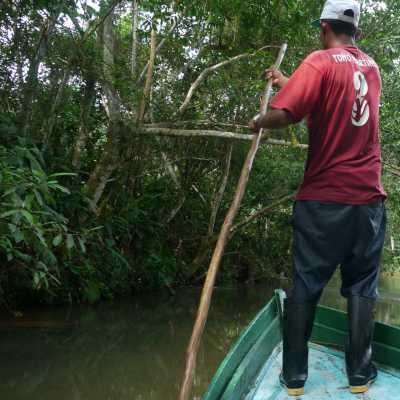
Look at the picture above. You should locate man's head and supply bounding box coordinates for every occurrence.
[314,0,361,49]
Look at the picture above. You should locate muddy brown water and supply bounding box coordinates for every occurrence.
[0,276,400,400]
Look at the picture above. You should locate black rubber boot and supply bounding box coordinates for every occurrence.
[346,296,378,394]
[280,299,317,397]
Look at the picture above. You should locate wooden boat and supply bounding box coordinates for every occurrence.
[203,290,400,399]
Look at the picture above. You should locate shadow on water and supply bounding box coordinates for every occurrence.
[0,276,399,400]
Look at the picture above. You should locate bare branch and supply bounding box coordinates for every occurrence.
[144,120,248,130]
[190,144,234,274]
[186,192,295,279]
[230,192,296,235]
[138,126,252,140]
[21,6,63,136]
[383,161,400,176]
[73,77,96,169]
[86,5,122,212]
[101,7,121,122]
[81,0,122,44]
[209,144,233,236]
[167,193,186,223]
[384,165,400,177]
[135,126,309,148]
[176,40,206,81]
[137,29,157,123]
[66,9,84,36]
[137,18,179,84]
[41,66,72,152]
[130,0,139,75]
[178,45,280,115]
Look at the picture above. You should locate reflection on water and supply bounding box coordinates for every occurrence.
[0,276,399,400]
[0,287,274,400]
[322,273,400,326]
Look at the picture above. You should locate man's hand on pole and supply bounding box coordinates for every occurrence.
[249,114,262,133]
[263,68,289,88]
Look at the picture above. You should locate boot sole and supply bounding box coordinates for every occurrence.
[286,387,305,397]
[349,379,375,394]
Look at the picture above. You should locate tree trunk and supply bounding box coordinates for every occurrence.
[130,0,139,76]
[137,28,157,123]
[41,66,72,152]
[190,144,233,277]
[137,18,178,84]
[72,77,96,169]
[86,3,122,211]
[87,121,123,214]
[101,6,121,122]
[208,144,233,237]
[20,7,62,136]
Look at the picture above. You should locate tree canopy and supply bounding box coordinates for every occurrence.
[0,0,399,305]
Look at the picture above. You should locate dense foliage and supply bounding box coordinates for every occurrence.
[0,0,399,305]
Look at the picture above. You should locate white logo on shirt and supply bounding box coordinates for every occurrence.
[352,71,370,127]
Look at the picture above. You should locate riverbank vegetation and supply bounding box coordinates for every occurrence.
[0,0,399,306]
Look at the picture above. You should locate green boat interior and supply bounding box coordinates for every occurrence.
[203,290,400,400]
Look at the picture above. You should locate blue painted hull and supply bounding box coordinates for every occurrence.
[203,290,400,400]
[246,343,400,399]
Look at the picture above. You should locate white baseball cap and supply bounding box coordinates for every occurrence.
[313,0,361,28]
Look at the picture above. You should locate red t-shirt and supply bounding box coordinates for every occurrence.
[270,45,387,204]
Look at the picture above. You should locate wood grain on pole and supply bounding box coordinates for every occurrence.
[178,43,288,400]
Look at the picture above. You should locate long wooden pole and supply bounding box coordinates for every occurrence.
[178,43,288,400]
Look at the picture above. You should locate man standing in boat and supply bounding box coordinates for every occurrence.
[250,0,387,396]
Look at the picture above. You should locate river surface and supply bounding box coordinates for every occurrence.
[1,276,400,400]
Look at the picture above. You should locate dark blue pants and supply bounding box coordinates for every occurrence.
[288,200,387,303]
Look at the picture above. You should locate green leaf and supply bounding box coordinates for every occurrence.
[83,281,101,304]
[15,251,32,262]
[35,229,47,247]
[33,272,40,288]
[7,223,16,233]
[21,210,34,224]
[48,173,77,178]
[78,238,87,253]
[37,261,48,271]
[1,210,20,219]
[66,234,75,250]
[13,228,24,244]
[49,183,71,195]
[33,189,44,206]
[48,273,61,285]
[52,234,63,247]
[2,187,17,198]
